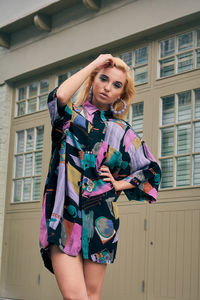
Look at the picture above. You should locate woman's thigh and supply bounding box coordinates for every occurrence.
[50,244,89,300]
[83,259,107,299]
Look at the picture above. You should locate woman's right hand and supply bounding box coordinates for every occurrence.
[92,54,114,70]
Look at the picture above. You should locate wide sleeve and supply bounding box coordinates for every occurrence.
[47,86,73,145]
[120,127,161,203]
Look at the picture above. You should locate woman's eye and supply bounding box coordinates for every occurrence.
[100,75,108,81]
[114,82,122,88]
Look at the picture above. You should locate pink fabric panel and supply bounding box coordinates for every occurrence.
[148,188,157,198]
[143,142,156,162]
[39,192,48,248]
[123,129,137,152]
[64,223,82,256]
[96,141,108,169]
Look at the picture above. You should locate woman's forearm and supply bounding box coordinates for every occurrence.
[56,61,97,105]
[113,180,135,192]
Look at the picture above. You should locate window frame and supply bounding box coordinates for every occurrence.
[157,28,200,79]
[159,88,200,190]
[11,125,45,203]
[128,101,144,137]
[6,76,55,208]
[15,78,50,118]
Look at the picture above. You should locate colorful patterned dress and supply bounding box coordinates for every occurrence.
[39,87,161,273]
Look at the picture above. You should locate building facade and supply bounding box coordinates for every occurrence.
[0,0,200,299]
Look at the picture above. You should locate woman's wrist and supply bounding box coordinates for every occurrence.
[113,179,135,192]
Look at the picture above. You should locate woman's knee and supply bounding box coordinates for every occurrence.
[86,282,101,299]
[62,289,89,300]
[84,260,106,300]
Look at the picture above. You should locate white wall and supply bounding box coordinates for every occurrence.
[0,0,60,27]
[0,83,12,280]
[0,0,200,84]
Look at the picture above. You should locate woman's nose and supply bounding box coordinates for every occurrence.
[104,82,111,91]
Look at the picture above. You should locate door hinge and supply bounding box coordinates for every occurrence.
[144,218,147,231]
[37,274,40,285]
[142,280,145,292]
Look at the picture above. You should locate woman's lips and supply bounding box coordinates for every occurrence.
[99,92,109,99]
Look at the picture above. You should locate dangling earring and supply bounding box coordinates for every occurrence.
[110,98,127,115]
[88,86,93,103]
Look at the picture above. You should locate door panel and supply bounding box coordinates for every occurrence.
[0,211,61,300]
[147,201,200,300]
[102,202,146,300]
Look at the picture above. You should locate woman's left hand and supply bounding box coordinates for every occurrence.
[99,165,136,192]
[99,165,120,191]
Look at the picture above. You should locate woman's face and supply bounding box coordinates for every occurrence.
[91,67,127,111]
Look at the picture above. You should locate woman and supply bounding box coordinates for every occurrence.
[39,54,161,300]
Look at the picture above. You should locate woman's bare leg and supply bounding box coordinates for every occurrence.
[83,259,107,300]
[50,245,89,300]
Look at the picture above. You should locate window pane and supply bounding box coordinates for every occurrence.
[134,66,148,84]
[29,82,37,98]
[160,38,175,58]
[160,159,173,188]
[17,102,26,116]
[58,73,68,86]
[33,177,41,200]
[194,89,200,119]
[160,57,174,77]
[178,91,191,122]
[193,155,200,185]
[132,102,143,132]
[26,128,34,151]
[196,49,200,68]
[161,127,174,156]
[178,32,193,52]
[194,122,200,152]
[17,131,24,153]
[177,124,191,154]
[162,95,175,125]
[40,79,49,94]
[24,153,32,176]
[15,155,23,178]
[18,87,26,101]
[176,156,190,186]
[197,29,200,47]
[39,95,47,110]
[23,178,31,201]
[28,98,37,113]
[13,180,22,202]
[119,52,132,67]
[36,126,44,150]
[177,51,193,73]
[135,47,148,66]
[34,151,42,175]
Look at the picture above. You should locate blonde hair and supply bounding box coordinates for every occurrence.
[75,56,135,120]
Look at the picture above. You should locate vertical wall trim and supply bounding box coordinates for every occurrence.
[0,83,13,284]
[144,218,147,231]
[142,279,145,292]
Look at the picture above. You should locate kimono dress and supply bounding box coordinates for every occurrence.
[39,87,161,274]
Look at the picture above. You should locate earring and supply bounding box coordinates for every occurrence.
[110,98,127,115]
[88,86,93,102]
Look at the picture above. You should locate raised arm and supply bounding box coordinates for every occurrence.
[56,54,114,106]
